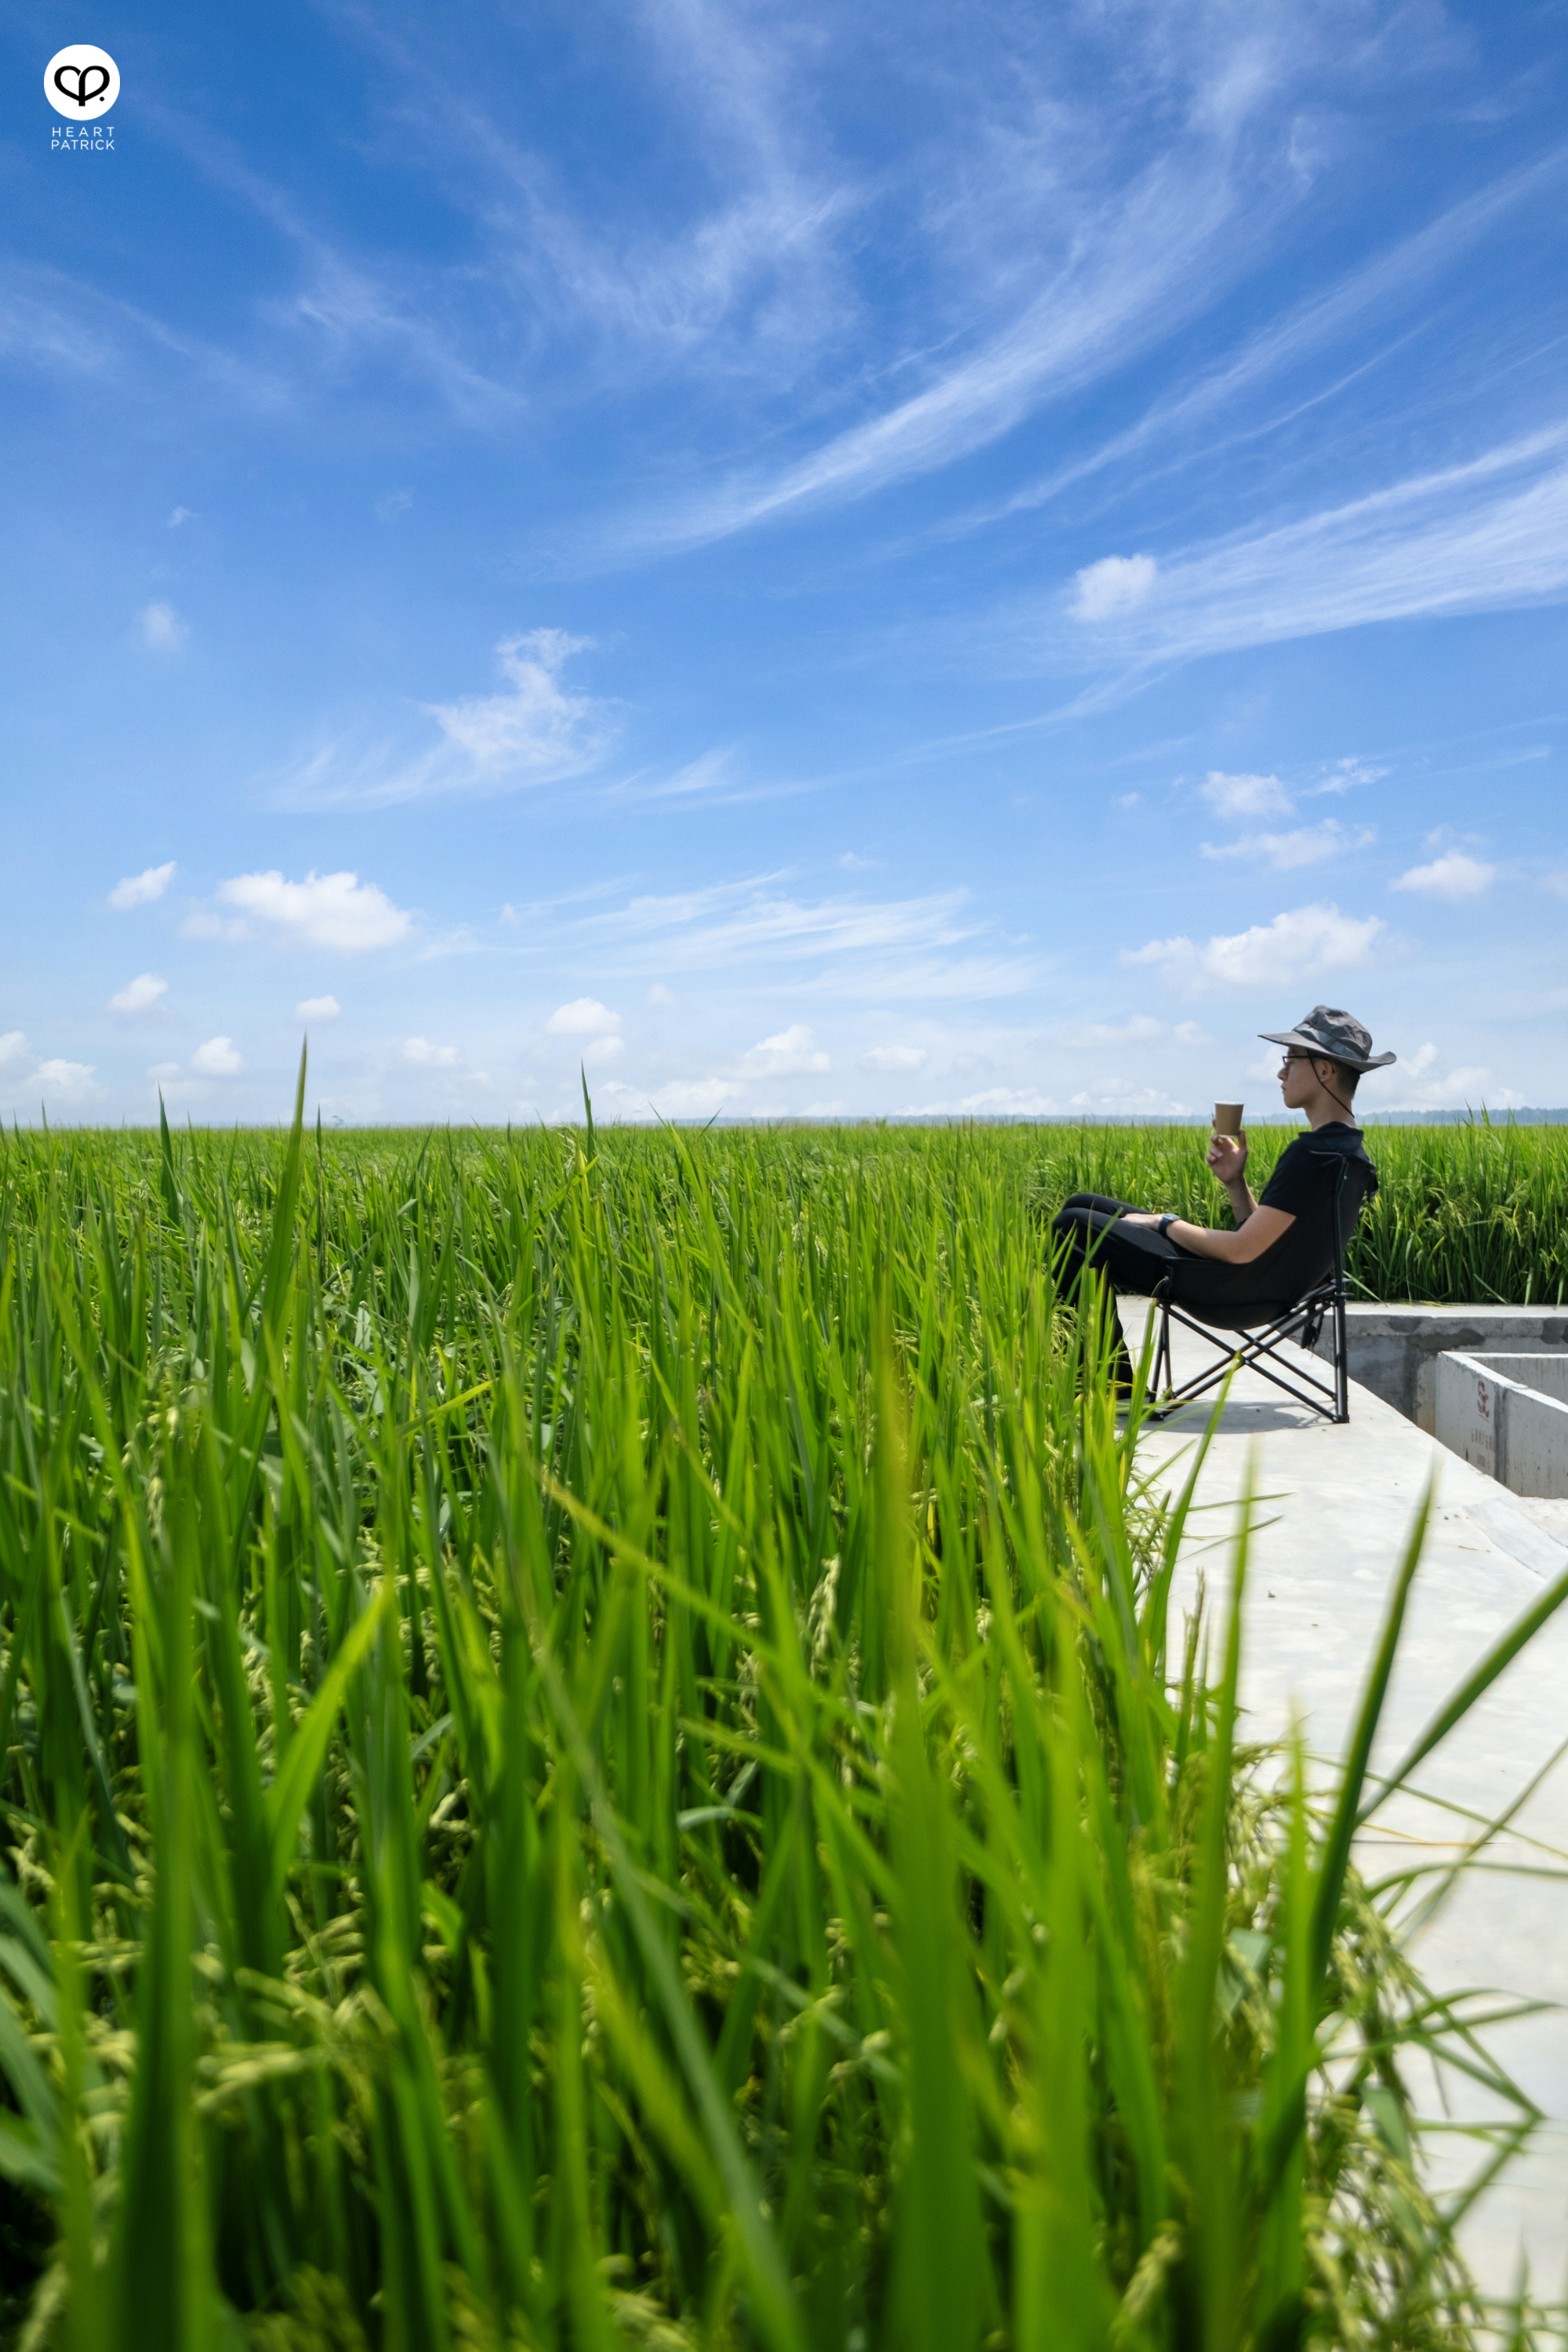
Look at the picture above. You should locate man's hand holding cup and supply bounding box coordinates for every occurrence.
[1207,1101,1247,1184]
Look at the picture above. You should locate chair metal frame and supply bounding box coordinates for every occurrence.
[1146,1152,1369,1425]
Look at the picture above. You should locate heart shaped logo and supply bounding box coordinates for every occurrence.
[45,44,120,118]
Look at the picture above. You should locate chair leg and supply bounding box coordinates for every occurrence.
[1333,1279,1349,1424]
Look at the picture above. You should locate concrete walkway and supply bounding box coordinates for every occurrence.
[1120,1299,1568,2306]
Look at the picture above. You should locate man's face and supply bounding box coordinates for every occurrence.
[1278,1051,1328,1109]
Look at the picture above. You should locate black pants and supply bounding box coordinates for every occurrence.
[1050,1192,1193,1376]
[1051,1192,1194,1293]
[1051,1192,1298,1381]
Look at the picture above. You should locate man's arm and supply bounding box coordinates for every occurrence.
[1116,1126,1295,1262]
[1146,1204,1295,1264]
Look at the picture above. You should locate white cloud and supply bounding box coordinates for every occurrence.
[1066,1085,1193,1115]
[374,489,413,522]
[897,1083,1060,1115]
[1123,902,1386,996]
[583,1033,625,1068]
[182,912,250,943]
[1201,819,1375,870]
[109,861,176,908]
[956,1087,1058,1114]
[296,994,341,1020]
[860,1043,927,1071]
[647,983,675,1007]
[191,1036,243,1076]
[214,869,413,953]
[547,997,621,1036]
[1073,554,1157,621]
[167,506,194,527]
[108,972,169,1015]
[140,601,188,655]
[1065,1015,1207,1048]
[648,1077,737,1119]
[1200,771,1294,820]
[1391,851,1496,900]
[0,1032,28,1070]
[425,630,612,782]
[1359,1043,1522,1112]
[838,851,881,872]
[403,1037,459,1067]
[35,1059,97,1100]
[742,1024,830,1075]
[1310,757,1387,796]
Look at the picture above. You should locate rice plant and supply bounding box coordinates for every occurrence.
[0,1079,1564,2348]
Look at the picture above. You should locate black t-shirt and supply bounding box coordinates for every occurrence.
[1258,1123,1377,1218]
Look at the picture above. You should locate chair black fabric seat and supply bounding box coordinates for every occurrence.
[1147,1149,1375,1424]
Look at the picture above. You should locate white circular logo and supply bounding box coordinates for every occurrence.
[45,45,120,118]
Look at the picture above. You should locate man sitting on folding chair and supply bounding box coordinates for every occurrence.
[1050,1005,1393,1412]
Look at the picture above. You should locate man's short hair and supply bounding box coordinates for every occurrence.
[1322,1057,1359,1098]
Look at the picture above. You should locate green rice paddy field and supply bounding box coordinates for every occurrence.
[2,1102,1566,2349]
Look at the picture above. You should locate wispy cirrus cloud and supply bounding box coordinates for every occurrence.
[1201,818,1376,870]
[1061,423,1568,670]
[950,149,1568,543]
[270,632,615,808]
[351,0,858,401]
[551,875,1034,1000]
[612,147,1252,553]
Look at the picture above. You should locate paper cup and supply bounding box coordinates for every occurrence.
[1213,1102,1243,1139]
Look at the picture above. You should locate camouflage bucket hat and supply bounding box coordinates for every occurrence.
[1258,1004,1396,1073]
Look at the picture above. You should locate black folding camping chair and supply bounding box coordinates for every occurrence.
[1146,1149,1376,1425]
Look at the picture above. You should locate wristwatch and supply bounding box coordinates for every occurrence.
[1157,1214,1177,1237]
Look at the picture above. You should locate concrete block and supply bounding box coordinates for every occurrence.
[1312,1305,1568,1428]
[1435,1352,1568,1497]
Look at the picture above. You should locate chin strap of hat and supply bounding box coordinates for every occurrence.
[1315,1059,1357,1119]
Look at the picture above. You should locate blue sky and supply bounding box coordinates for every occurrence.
[3,0,1566,1124]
